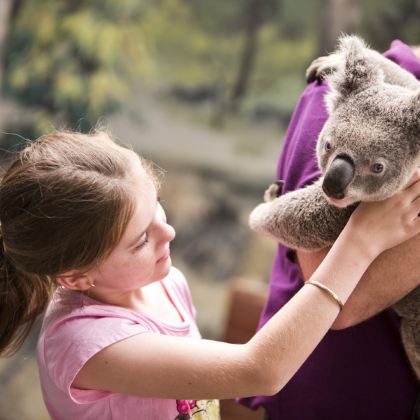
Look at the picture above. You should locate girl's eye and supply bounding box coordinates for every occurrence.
[134,234,149,251]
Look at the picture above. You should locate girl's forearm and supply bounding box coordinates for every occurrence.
[245,229,374,395]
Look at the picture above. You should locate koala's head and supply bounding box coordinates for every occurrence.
[317,35,420,208]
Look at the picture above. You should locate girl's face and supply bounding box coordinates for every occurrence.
[87,158,176,294]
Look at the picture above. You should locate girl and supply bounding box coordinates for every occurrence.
[1,130,420,420]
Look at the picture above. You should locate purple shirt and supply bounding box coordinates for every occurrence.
[239,40,420,419]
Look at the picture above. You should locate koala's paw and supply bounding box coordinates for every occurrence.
[264,180,284,202]
[305,53,341,83]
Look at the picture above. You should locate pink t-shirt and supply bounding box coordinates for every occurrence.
[37,267,220,419]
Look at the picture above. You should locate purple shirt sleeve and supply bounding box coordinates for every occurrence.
[276,80,328,192]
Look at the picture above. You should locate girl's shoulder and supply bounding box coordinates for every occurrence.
[43,287,129,325]
[39,288,152,355]
[41,267,192,338]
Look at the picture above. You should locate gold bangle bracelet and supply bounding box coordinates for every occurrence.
[305,280,344,311]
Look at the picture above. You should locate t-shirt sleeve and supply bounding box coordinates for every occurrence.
[42,308,151,404]
[277,80,330,192]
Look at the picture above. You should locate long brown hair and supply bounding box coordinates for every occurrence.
[0,131,150,356]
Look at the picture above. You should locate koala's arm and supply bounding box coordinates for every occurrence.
[297,234,420,329]
[249,180,355,250]
[306,46,420,90]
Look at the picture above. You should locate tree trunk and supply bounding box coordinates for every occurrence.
[317,0,361,56]
[229,0,265,112]
[369,0,420,50]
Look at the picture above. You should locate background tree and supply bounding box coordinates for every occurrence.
[316,0,362,56]
[229,0,278,112]
[2,0,418,145]
[361,0,420,50]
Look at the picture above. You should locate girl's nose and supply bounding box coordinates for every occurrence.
[155,220,175,245]
[163,223,176,243]
[155,204,175,243]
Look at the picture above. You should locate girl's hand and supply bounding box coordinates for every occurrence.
[346,170,420,259]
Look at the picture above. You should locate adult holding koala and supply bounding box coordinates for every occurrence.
[239,39,420,419]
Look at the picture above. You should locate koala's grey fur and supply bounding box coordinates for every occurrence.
[249,35,420,380]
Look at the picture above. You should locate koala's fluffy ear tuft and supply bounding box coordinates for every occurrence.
[325,35,384,114]
[408,89,420,125]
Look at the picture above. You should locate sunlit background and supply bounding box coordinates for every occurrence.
[0,0,419,419]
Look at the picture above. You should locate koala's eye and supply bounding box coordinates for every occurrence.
[325,141,332,151]
[371,163,384,174]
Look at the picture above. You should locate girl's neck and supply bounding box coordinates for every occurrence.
[84,280,185,324]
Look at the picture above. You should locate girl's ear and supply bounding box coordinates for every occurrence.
[325,35,384,114]
[56,271,93,291]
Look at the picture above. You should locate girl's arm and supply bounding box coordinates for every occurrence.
[73,174,420,400]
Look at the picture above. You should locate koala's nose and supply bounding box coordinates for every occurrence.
[322,155,355,199]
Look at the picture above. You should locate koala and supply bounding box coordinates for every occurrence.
[249,35,420,380]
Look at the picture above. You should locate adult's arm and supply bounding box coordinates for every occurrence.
[296,233,420,330]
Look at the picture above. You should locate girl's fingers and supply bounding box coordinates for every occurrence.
[411,215,420,236]
[408,195,420,220]
[404,169,420,190]
[399,180,420,222]
[399,172,420,204]
[407,183,420,204]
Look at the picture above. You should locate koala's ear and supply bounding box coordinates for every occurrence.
[407,89,420,123]
[325,35,384,113]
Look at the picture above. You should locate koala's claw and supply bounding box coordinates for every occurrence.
[305,54,339,83]
[264,180,285,202]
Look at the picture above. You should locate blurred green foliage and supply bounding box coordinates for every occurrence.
[2,0,317,136]
[2,0,420,139]
[4,0,157,134]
